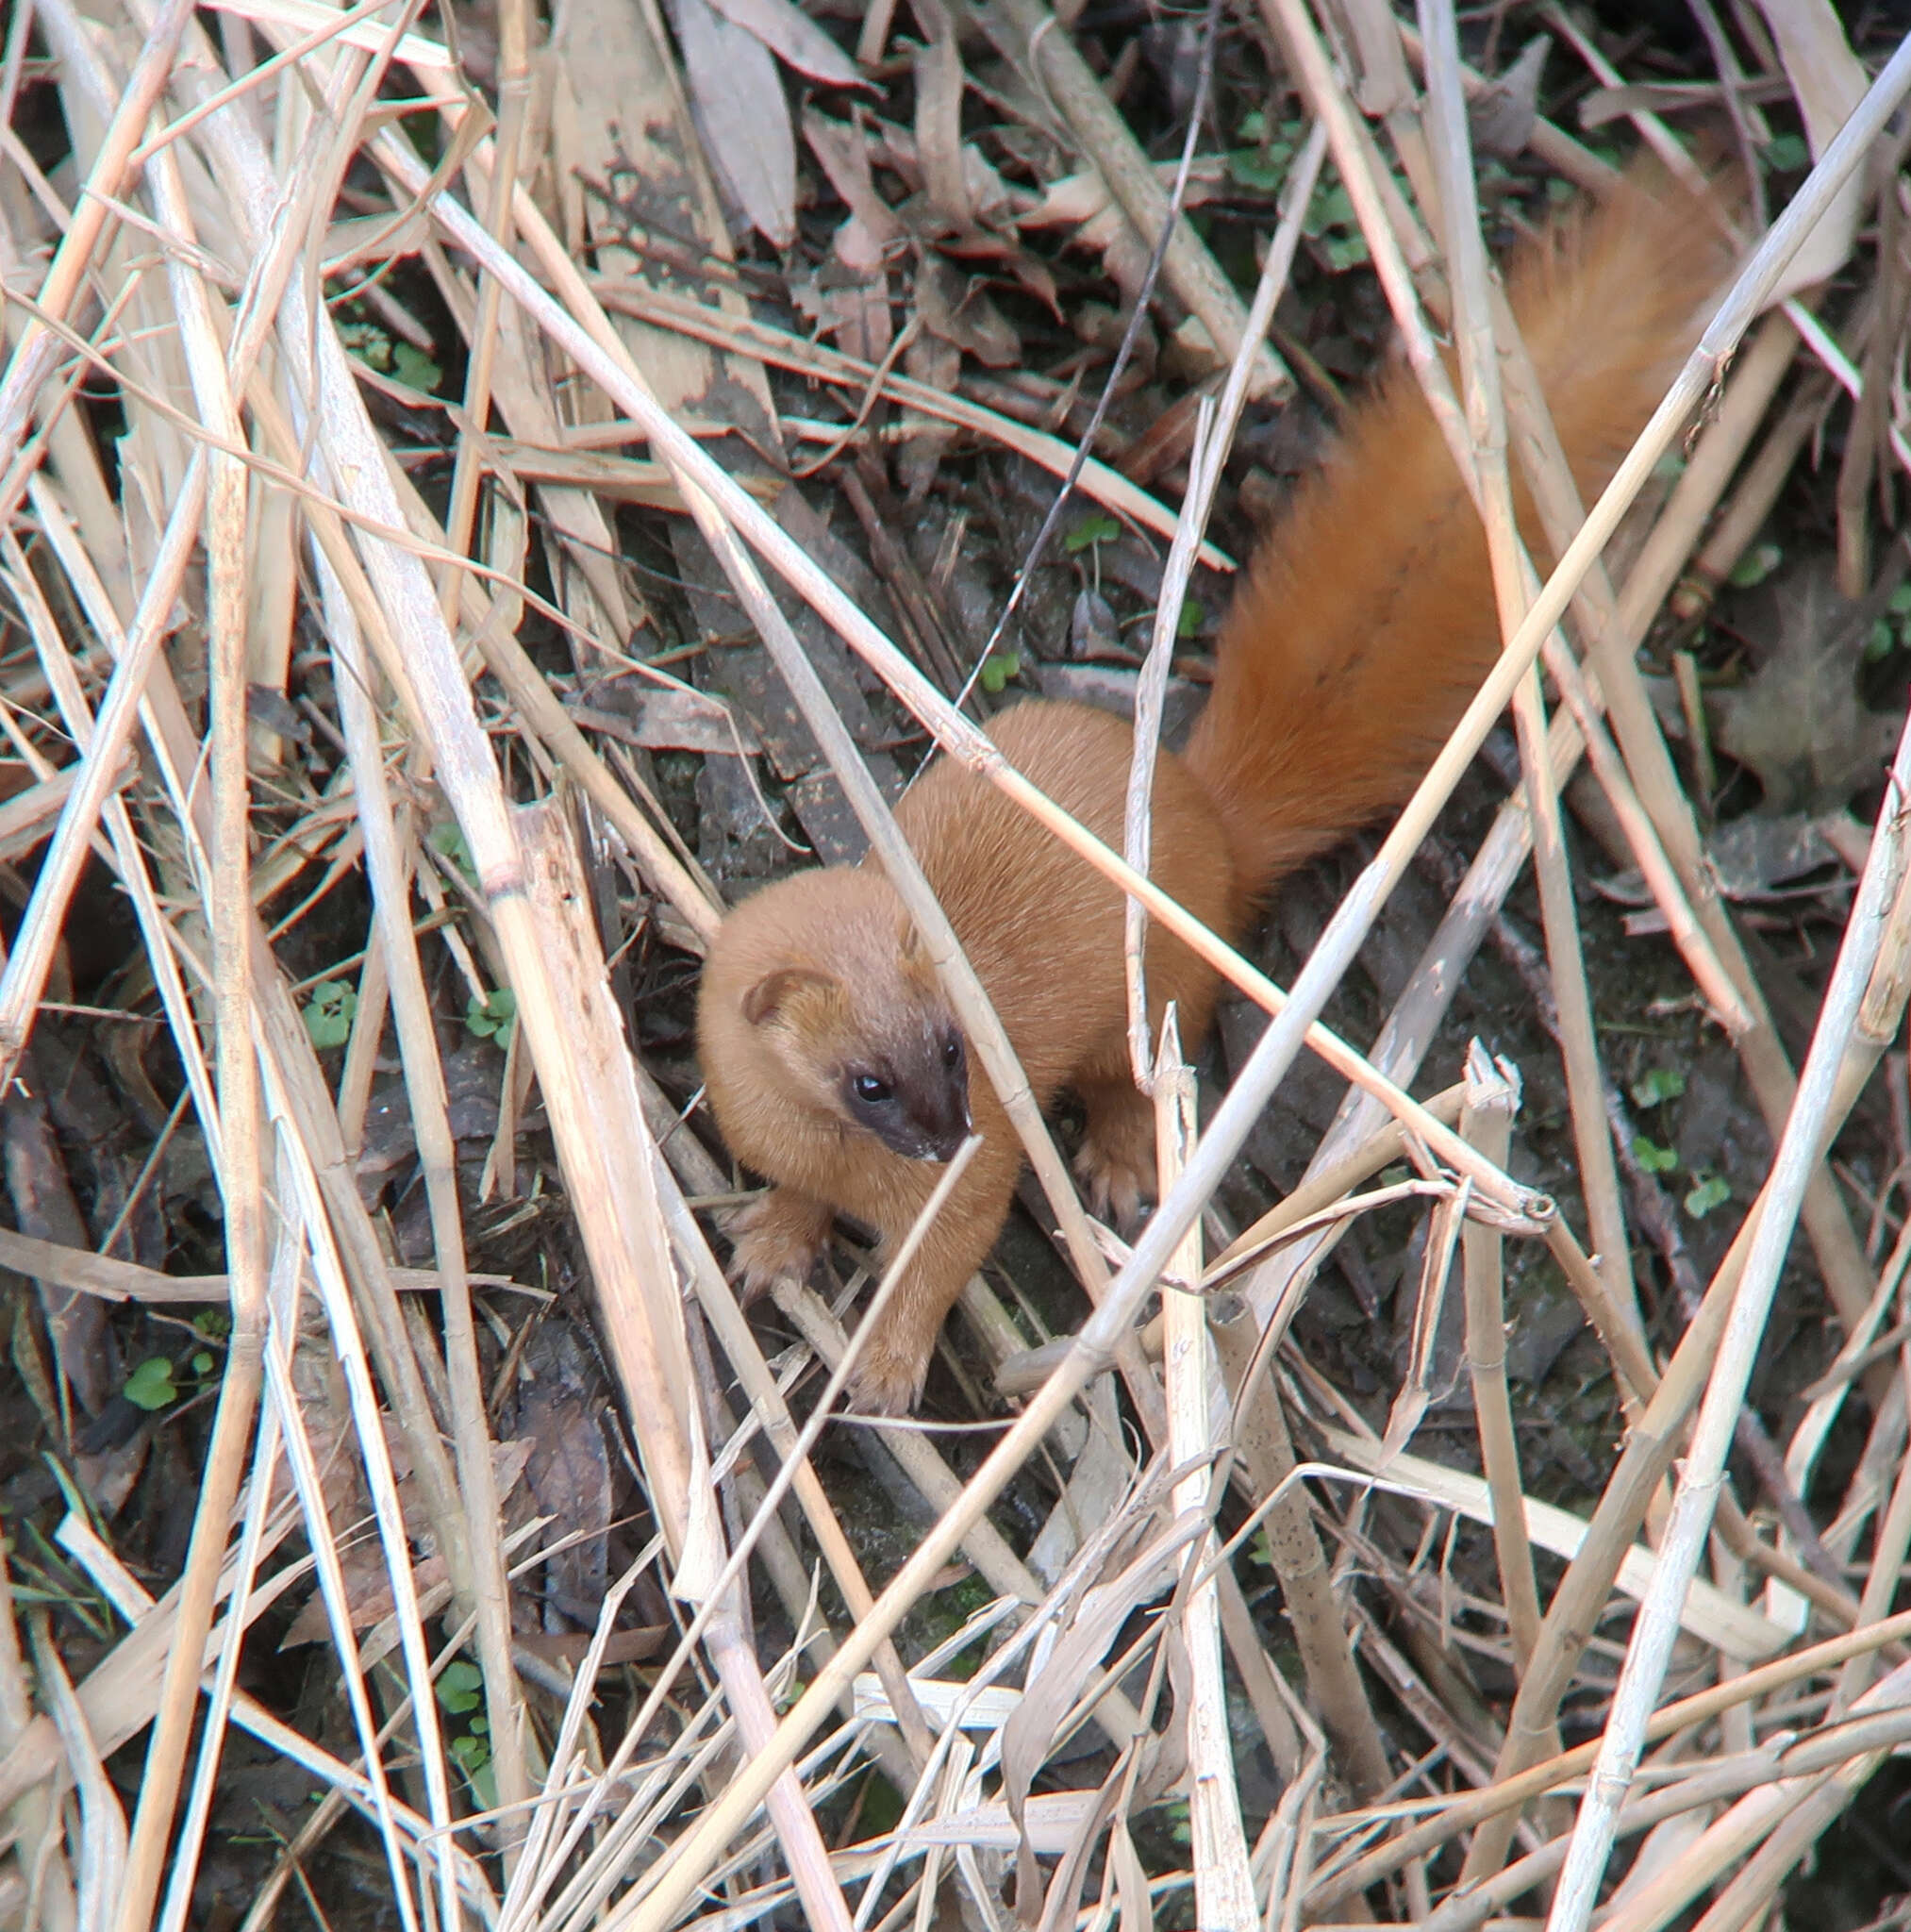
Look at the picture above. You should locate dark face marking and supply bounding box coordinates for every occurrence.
[842,1024,971,1161]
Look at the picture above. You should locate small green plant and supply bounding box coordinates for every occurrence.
[1064,513,1121,556]
[1631,1136,1678,1175]
[428,817,476,883]
[302,979,357,1050]
[1869,582,1911,663]
[1684,1173,1732,1219]
[124,1348,221,1413]
[1762,132,1809,174]
[336,315,442,393]
[1175,598,1205,640]
[977,648,1022,695]
[1727,541,1784,590]
[1630,1066,1687,1109]
[437,1660,496,1808]
[466,989,516,1043]
[123,1357,178,1411]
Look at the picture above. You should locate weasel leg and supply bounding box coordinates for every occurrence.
[726,1187,834,1301]
[1074,1074,1158,1227]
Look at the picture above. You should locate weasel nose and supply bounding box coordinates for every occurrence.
[921,1066,972,1162]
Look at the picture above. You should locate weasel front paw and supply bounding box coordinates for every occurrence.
[843,1322,935,1416]
[1074,1080,1158,1227]
[724,1190,833,1303]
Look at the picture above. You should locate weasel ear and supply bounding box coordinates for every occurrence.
[894,911,928,964]
[741,966,835,1026]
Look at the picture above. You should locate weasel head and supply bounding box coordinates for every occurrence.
[700,867,972,1165]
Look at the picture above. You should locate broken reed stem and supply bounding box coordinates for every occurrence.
[1210,1299,1394,1801]
[1154,1016,1256,1924]
[111,140,274,1932]
[331,580,529,1835]
[1458,1046,1541,1674]
[1416,0,1637,1325]
[1546,701,1911,1929]
[1124,119,1327,1086]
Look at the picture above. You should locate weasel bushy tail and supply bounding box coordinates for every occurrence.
[1184,166,1735,898]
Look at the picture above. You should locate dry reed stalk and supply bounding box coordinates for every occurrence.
[109,128,274,1932]
[331,569,529,1836]
[1416,0,1638,1331]
[1545,715,1911,1924]
[1210,1298,1394,1800]
[514,799,856,1928]
[1458,1046,1542,1674]
[1307,1604,1911,1909]
[1122,122,1328,1083]
[1154,1017,1255,1926]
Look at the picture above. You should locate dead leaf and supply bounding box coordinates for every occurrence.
[898,332,962,500]
[1710,558,1903,812]
[914,27,971,230]
[1470,33,1548,157]
[914,255,1019,367]
[1752,0,1866,301]
[704,0,866,88]
[1599,811,1836,907]
[666,0,797,247]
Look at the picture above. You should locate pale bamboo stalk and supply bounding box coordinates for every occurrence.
[110,135,274,1932]
[154,1396,285,1932]
[1459,1212,1756,1884]
[514,800,854,1931]
[1591,1658,1911,1932]
[1459,1045,1541,1674]
[1123,122,1327,1082]
[0,0,197,493]
[435,0,529,622]
[371,131,1547,1224]
[0,449,208,1074]
[328,563,530,1835]
[0,515,222,1194]
[1544,711,1911,1929]
[1209,1300,1393,1801]
[258,1139,451,1932]
[1422,1703,1911,1932]
[1416,0,1637,1321]
[1155,1016,1255,1928]
[1306,1600,1911,1909]
[30,1613,125,1932]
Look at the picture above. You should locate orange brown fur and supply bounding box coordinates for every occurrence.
[697,168,1733,1414]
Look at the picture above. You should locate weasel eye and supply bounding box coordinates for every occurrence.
[941,1033,962,1071]
[851,1073,894,1106]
